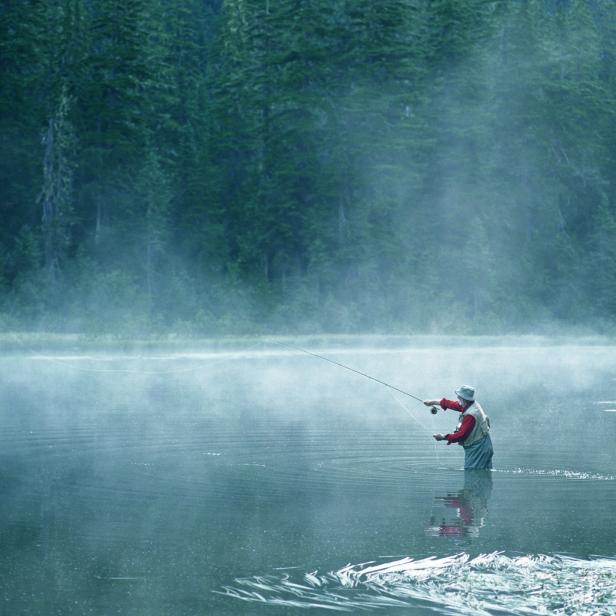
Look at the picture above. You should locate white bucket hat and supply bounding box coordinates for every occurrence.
[455,385,475,402]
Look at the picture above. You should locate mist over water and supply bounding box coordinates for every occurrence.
[3,3,616,614]
[1,336,615,614]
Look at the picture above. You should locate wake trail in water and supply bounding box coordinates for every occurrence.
[217,552,616,615]
[492,468,615,481]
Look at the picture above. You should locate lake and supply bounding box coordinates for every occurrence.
[0,337,615,614]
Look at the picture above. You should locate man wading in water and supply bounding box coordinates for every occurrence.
[423,385,493,470]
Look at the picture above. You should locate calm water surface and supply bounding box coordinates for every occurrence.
[0,338,615,614]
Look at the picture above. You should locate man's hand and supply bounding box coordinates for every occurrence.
[433,433,447,441]
[424,399,439,406]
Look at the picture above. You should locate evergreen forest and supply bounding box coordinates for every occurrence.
[1,0,615,335]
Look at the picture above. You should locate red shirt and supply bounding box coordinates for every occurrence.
[439,398,475,444]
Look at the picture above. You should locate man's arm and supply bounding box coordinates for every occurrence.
[424,398,465,412]
[440,398,465,412]
[446,414,475,444]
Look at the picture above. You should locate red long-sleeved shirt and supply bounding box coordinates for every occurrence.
[439,398,475,445]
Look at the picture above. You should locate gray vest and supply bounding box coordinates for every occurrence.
[457,402,490,448]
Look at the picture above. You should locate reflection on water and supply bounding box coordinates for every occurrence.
[426,470,492,538]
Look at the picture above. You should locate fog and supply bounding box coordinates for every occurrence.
[2,0,616,613]
[2,1,616,335]
[1,336,615,613]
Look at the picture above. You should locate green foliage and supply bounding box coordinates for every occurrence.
[1,0,616,334]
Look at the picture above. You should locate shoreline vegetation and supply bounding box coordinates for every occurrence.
[2,332,616,353]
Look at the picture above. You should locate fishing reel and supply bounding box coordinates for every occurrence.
[430,406,438,415]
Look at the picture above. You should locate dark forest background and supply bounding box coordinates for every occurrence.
[1,0,615,335]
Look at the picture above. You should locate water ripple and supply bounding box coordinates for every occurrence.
[492,468,615,481]
[217,552,616,614]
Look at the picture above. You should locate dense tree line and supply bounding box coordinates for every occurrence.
[0,0,615,334]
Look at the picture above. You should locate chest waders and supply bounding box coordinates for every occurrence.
[456,402,493,470]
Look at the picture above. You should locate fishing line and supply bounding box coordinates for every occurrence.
[271,340,440,463]
[269,340,427,404]
[389,391,440,465]
[388,391,432,436]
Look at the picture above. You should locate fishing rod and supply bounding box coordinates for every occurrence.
[271,340,439,414]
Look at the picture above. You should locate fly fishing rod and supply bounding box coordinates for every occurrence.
[271,340,439,414]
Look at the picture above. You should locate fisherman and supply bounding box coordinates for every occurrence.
[423,385,493,470]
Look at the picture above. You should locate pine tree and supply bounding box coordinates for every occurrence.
[135,148,171,312]
[0,0,50,279]
[39,86,76,288]
[79,0,152,249]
